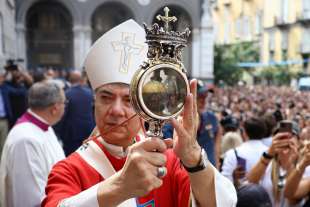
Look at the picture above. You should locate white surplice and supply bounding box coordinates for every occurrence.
[0,110,65,207]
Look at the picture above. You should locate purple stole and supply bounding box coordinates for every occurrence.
[16,111,49,131]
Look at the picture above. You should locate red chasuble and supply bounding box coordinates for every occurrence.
[42,138,191,207]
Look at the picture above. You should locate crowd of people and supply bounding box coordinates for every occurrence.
[0,19,309,207]
[162,80,310,206]
[201,85,310,206]
[209,86,310,129]
[0,62,95,158]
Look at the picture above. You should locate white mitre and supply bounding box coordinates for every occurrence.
[84,19,148,90]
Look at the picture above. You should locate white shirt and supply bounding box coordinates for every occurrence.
[259,164,310,207]
[222,139,269,182]
[0,111,65,207]
[261,136,273,147]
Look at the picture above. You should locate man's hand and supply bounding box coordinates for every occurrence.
[119,137,172,197]
[169,80,220,207]
[19,70,33,86]
[171,79,201,167]
[97,137,172,206]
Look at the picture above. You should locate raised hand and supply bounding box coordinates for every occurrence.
[268,132,292,156]
[170,79,201,167]
[298,142,310,170]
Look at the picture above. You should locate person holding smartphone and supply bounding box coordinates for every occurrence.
[247,120,303,207]
[221,117,268,188]
[284,131,310,206]
[4,61,33,128]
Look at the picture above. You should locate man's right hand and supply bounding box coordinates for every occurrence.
[97,137,173,207]
[119,137,173,197]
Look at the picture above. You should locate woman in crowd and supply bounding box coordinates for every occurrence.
[246,121,307,207]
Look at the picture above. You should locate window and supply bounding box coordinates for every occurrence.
[269,50,275,62]
[213,19,219,40]
[302,54,309,72]
[235,15,253,39]
[305,27,310,45]
[282,0,289,22]
[223,6,231,43]
[303,0,310,12]
[301,27,310,53]
[269,31,275,51]
[282,49,288,60]
[235,17,242,38]
[303,0,310,19]
[255,12,262,35]
[243,16,251,40]
[281,30,288,50]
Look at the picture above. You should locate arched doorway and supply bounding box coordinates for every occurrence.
[91,2,134,43]
[153,6,193,75]
[26,1,73,70]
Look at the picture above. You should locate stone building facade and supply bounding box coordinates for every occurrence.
[0,0,17,69]
[212,0,310,74]
[0,0,215,80]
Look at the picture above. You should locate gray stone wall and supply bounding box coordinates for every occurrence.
[12,0,214,79]
[0,0,16,70]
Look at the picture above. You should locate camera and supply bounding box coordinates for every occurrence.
[4,59,24,71]
[220,115,239,132]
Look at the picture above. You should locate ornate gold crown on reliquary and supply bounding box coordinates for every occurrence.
[143,6,191,68]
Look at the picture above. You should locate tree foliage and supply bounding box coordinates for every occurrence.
[214,42,259,86]
[260,66,297,85]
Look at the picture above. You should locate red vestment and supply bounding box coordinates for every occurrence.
[42,138,190,207]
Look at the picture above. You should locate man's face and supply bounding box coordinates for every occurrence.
[52,89,66,125]
[94,83,141,147]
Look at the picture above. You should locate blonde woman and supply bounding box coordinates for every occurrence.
[247,121,304,207]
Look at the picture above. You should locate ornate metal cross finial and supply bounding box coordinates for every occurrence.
[156,7,177,32]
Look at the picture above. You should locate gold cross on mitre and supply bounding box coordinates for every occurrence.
[112,33,144,73]
[156,7,177,31]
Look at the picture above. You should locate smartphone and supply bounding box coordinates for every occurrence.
[278,120,293,134]
[236,156,246,171]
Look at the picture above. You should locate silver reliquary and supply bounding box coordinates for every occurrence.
[130,7,191,138]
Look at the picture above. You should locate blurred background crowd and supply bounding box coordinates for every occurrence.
[1,57,310,207]
[0,61,95,157]
[2,58,310,206]
[0,0,310,206]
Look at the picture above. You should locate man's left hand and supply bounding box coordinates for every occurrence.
[170,79,202,167]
